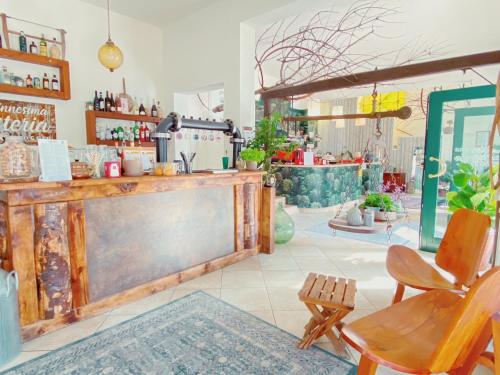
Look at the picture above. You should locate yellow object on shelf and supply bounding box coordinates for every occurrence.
[358,91,407,114]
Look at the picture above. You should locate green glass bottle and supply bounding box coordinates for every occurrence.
[133,122,140,141]
[116,125,124,141]
[19,31,27,52]
[275,202,295,244]
[39,34,48,56]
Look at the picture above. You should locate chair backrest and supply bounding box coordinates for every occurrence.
[436,208,491,287]
[430,267,500,372]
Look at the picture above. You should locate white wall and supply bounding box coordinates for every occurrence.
[161,0,295,132]
[0,0,163,146]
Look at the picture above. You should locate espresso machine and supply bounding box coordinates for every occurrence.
[152,112,244,172]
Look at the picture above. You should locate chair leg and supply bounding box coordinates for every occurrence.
[358,355,378,375]
[392,283,405,304]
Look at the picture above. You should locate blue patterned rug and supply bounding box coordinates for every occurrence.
[3,291,356,375]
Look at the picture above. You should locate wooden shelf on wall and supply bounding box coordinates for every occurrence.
[85,110,163,146]
[0,48,71,100]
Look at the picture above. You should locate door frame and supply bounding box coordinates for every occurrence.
[420,84,496,252]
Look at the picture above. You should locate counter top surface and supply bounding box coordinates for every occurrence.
[0,171,264,191]
[273,163,379,168]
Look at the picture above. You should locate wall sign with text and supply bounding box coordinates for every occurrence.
[0,99,56,143]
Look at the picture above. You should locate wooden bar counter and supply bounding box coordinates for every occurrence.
[0,171,264,340]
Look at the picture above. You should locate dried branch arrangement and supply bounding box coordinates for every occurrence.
[255,0,441,94]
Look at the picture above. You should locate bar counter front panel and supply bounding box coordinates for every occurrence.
[0,172,263,340]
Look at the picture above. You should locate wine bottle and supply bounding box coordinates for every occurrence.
[110,93,116,112]
[51,74,59,91]
[39,34,48,56]
[93,91,100,110]
[144,123,151,141]
[29,41,38,54]
[139,102,146,116]
[105,91,111,112]
[115,94,122,113]
[26,74,33,88]
[99,92,105,111]
[42,73,50,90]
[133,122,140,141]
[151,100,158,117]
[139,123,145,142]
[19,31,27,52]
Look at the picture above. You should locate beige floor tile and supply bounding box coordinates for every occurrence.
[110,288,175,315]
[221,270,265,288]
[288,245,327,258]
[220,288,271,311]
[267,287,306,310]
[294,257,342,275]
[247,310,276,325]
[23,315,108,351]
[273,310,311,339]
[262,270,307,289]
[176,269,222,289]
[0,351,50,372]
[222,256,261,271]
[259,254,300,271]
[171,288,220,301]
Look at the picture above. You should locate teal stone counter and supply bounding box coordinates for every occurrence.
[275,163,383,209]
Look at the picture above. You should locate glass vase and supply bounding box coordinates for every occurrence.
[275,202,295,244]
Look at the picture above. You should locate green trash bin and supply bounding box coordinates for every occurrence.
[0,267,21,366]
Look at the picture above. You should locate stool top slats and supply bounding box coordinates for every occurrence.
[342,279,356,308]
[321,276,338,301]
[299,273,318,299]
[331,277,347,306]
[309,274,327,299]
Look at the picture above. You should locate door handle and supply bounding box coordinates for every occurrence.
[428,156,447,179]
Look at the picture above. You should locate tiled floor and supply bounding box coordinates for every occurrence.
[1,212,491,374]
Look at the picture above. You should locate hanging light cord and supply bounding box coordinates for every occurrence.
[107,0,112,40]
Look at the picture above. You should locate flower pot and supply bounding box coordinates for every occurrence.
[374,210,397,222]
[246,161,258,171]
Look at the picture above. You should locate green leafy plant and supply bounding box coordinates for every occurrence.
[446,162,497,217]
[247,113,287,172]
[240,148,265,162]
[359,193,394,212]
[278,142,299,153]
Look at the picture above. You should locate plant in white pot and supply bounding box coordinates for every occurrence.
[359,193,397,221]
[240,148,265,171]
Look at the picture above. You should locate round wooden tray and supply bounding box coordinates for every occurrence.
[328,217,397,234]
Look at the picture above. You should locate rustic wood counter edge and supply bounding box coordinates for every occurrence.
[0,171,269,341]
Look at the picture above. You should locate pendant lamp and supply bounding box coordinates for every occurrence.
[98,0,123,72]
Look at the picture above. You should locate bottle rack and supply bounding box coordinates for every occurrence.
[0,13,70,100]
[85,111,163,147]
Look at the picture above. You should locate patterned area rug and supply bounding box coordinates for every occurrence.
[3,292,356,375]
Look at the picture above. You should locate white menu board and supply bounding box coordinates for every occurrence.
[38,139,72,182]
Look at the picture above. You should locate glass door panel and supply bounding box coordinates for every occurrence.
[420,85,496,252]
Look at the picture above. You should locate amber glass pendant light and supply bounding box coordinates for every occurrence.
[98,0,123,72]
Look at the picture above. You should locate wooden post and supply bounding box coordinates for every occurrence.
[233,185,244,252]
[243,183,257,249]
[0,202,9,270]
[34,203,72,320]
[260,186,275,254]
[9,206,38,325]
[68,201,89,308]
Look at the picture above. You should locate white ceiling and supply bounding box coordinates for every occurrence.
[80,0,220,26]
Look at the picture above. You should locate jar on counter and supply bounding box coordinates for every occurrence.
[0,136,39,180]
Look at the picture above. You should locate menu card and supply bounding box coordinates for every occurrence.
[38,139,72,182]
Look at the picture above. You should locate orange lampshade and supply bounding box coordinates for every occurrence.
[98,39,123,72]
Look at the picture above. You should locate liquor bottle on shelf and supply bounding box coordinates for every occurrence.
[124,125,131,142]
[98,92,105,111]
[19,31,27,52]
[151,100,158,117]
[116,125,124,141]
[51,74,59,91]
[111,127,118,141]
[133,97,139,115]
[105,125,112,140]
[93,91,100,110]
[139,122,145,142]
[0,35,2,48]
[115,94,122,113]
[26,74,33,88]
[49,37,61,59]
[105,91,111,112]
[139,102,146,116]
[33,76,41,88]
[110,93,116,112]
[128,124,135,142]
[121,96,129,114]
[144,123,151,141]
[42,73,50,90]
[133,122,140,141]
[157,101,164,118]
[39,34,48,56]
[29,41,38,54]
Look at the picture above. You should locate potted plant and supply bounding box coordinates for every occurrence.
[359,193,397,221]
[275,142,298,162]
[240,148,265,171]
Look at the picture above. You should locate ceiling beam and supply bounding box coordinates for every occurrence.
[261,50,500,100]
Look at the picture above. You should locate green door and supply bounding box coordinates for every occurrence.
[420,85,497,252]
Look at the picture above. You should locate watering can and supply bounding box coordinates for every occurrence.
[0,266,21,365]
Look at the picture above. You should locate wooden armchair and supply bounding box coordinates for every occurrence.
[386,208,492,304]
[341,267,500,375]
